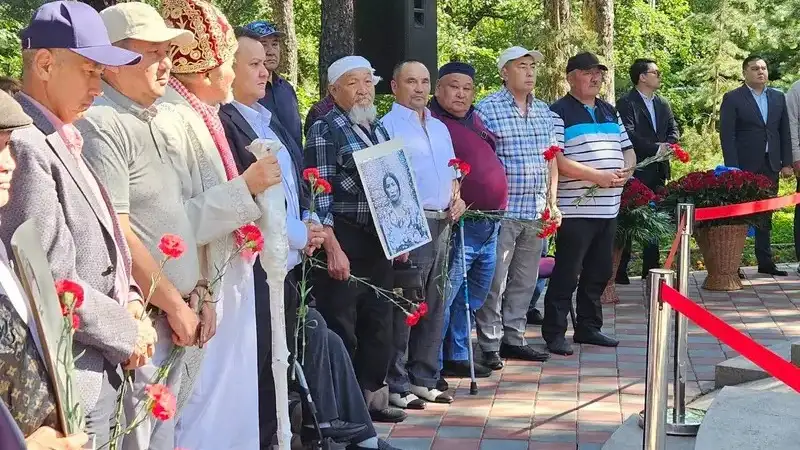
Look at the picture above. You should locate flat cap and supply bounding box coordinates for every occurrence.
[0,90,32,132]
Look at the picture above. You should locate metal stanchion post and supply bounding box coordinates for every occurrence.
[666,203,704,435]
[638,269,674,450]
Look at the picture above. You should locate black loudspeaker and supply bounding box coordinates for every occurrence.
[354,0,438,95]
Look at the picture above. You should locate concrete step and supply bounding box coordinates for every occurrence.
[687,376,794,412]
[601,414,696,450]
[713,341,798,388]
[694,386,800,450]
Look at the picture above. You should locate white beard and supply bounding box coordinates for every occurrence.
[348,104,378,126]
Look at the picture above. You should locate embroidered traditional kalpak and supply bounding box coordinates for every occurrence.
[162,0,237,75]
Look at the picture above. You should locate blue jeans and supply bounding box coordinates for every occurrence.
[440,218,500,364]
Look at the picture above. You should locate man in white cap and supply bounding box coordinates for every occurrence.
[474,46,559,367]
[304,55,407,424]
[0,1,158,443]
[76,3,228,448]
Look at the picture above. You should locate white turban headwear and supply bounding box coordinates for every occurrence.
[327,55,382,85]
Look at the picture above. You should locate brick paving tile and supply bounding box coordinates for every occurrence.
[388,269,800,449]
[430,438,481,450]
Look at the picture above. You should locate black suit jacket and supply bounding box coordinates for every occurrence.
[616,89,680,186]
[218,102,310,211]
[719,84,792,174]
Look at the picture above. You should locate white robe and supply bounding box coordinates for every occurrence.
[156,87,263,449]
[174,255,260,449]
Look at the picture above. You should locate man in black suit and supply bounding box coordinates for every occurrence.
[219,27,396,450]
[720,55,793,276]
[615,59,679,283]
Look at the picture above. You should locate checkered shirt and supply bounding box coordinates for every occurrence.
[304,105,391,227]
[475,87,556,219]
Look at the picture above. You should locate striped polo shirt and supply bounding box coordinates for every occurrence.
[550,94,632,219]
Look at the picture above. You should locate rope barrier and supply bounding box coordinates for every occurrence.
[660,284,800,393]
[694,193,800,222]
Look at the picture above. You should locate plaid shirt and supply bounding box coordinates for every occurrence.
[475,87,556,219]
[304,105,390,227]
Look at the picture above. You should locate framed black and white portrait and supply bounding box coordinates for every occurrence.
[353,139,432,259]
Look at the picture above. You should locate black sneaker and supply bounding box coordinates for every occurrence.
[526,308,544,325]
[482,351,504,370]
[499,343,550,362]
[573,330,619,347]
[369,407,407,423]
[442,360,492,378]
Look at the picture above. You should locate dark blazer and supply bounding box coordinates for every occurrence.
[616,89,679,186]
[719,84,792,174]
[219,102,309,211]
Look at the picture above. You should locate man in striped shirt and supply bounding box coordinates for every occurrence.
[544,52,635,356]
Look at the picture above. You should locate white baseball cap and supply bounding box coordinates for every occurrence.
[497,46,544,71]
[100,2,194,46]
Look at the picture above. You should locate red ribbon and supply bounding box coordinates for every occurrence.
[660,284,800,393]
[694,193,800,222]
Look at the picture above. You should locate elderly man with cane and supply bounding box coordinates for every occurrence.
[429,62,508,389]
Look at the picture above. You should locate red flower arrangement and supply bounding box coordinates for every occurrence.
[620,178,656,210]
[448,158,471,177]
[144,384,176,421]
[660,169,774,227]
[543,145,562,161]
[158,234,186,259]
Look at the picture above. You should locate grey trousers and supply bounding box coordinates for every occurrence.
[122,315,184,450]
[303,308,375,442]
[476,219,543,350]
[84,362,123,447]
[388,217,451,392]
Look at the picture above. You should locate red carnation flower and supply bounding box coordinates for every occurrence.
[315,178,333,195]
[543,145,562,161]
[303,168,320,181]
[405,312,421,326]
[145,384,176,421]
[458,161,472,177]
[416,302,429,317]
[537,220,558,238]
[541,208,551,221]
[235,224,265,255]
[670,143,690,163]
[55,279,84,315]
[158,234,186,259]
[448,158,462,168]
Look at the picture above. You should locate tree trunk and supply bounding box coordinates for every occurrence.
[269,0,298,86]
[539,0,572,102]
[584,0,615,103]
[318,0,354,97]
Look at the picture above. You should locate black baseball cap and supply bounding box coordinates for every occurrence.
[566,52,608,73]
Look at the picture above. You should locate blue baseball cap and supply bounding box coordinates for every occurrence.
[20,1,142,67]
[244,20,285,38]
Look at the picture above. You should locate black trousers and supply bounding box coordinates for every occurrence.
[313,218,394,409]
[618,170,664,278]
[755,160,779,269]
[542,217,616,343]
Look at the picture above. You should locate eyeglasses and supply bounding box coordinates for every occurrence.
[646,70,662,77]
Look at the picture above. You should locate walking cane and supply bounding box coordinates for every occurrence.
[458,218,479,395]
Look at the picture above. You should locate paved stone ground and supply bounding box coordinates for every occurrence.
[375,265,800,450]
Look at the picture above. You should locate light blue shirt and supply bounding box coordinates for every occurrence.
[748,86,769,153]
[233,101,307,270]
[637,89,657,129]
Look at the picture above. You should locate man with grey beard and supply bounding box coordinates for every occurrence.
[305,56,407,424]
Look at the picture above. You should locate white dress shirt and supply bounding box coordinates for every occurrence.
[381,102,456,211]
[637,89,657,129]
[233,101,307,270]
